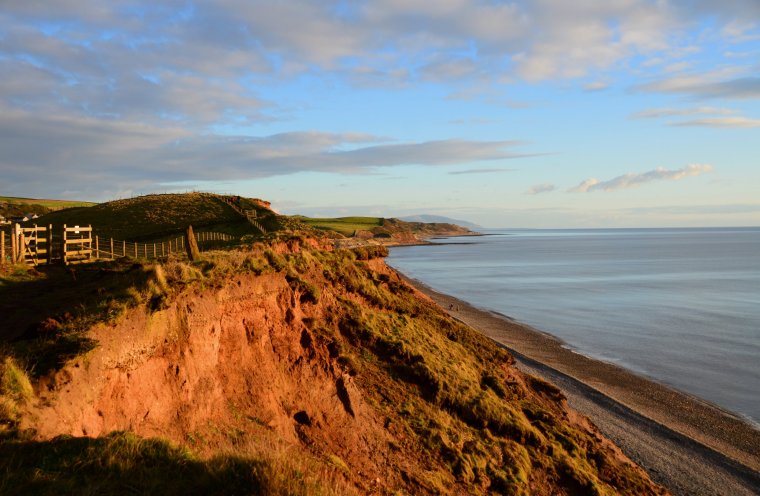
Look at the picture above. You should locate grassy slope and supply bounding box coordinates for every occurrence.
[1,238,663,495]
[35,193,280,241]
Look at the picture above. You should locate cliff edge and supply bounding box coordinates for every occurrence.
[1,236,667,495]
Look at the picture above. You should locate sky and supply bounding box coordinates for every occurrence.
[1,1,759,228]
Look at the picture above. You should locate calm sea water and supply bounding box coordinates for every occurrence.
[386,227,760,425]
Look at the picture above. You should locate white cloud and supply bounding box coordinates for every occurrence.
[568,178,601,193]
[583,81,609,92]
[721,20,760,42]
[449,168,514,175]
[569,164,713,193]
[631,106,737,118]
[527,183,556,194]
[671,116,760,128]
[637,68,760,99]
[630,106,760,127]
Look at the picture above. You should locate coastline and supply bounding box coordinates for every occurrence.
[397,272,760,496]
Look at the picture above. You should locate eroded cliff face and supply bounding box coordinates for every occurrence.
[28,270,395,489]
[21,240,667,495]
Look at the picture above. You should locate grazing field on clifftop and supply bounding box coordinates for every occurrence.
[297,216,383,236]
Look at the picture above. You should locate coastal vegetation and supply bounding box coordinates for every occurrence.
[0,193,666,495]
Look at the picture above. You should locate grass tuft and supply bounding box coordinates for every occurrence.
[0,357,34,428]
[1,358,33,403]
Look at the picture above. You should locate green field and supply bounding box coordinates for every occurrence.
[0,196,96,210]
[297,216,383,236]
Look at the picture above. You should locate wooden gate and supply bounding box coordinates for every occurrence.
[63,224,93,264]
[5,224,52,266]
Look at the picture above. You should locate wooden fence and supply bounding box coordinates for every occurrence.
[1,224,52,266]
[222,196,267,234]
[0,224,237,266]
[63,224,93,264]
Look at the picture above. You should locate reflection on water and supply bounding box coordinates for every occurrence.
[387,227,760,424]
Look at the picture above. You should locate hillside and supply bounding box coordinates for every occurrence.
[0,235,667,495]
[34,193,279,241]
[399,215,482,230]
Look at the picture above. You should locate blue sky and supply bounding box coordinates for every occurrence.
[1,1,759,227]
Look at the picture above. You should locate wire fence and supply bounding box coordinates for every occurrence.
[92,231,237,262]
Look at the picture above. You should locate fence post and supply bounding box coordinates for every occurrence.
[1,231,4,265]
[95,235,99,260]
[185,226,200,261]
[63,224,67,265]
[134,242,138,258]
[18,229,25,265]
[123,240,126,258]
[47,224,52,264]
[10,224,17,263]
[110,238,114,259]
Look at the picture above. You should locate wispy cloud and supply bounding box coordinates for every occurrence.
[448,118,498,126]
[569,164,713,193]
[583,81,609,92]
[721,20,760,42]
[449,168,514,175]
[630,105,760,128]
[631,106,737,118]
[637,71,760,100]
[670,116,760,128]
[526,183,556,195]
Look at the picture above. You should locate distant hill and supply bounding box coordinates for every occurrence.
[0,196,96,222]
[399,214,481,230]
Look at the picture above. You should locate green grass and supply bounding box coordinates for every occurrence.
[297,216,383,236]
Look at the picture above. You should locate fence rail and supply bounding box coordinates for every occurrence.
[1,224,239,266]
[222,196,267,234]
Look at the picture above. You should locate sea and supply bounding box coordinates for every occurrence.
[386,227,760,426]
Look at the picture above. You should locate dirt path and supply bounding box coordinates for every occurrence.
[403,276,760,496]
